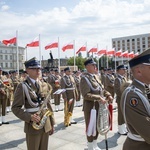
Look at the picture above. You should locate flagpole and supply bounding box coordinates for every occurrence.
[16,30,19,73]
[58,37,60,72]
[26,47,28,61]
[97,43,99,71]
[115,48,116,72]
[39,34,41,65]
[73,40,76,71]
[106,46,108,68]
[85,41,88,58]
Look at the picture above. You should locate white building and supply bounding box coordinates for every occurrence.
[112,33,150,53]
[0,44,25,71]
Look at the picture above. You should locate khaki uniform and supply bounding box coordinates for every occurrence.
[60,75,77,126]
[12,76,55,150]
[114,74,127,125]
[11,75,20,93]
[80,73,111,142]
[105,73,115,98]
[121,80,150,150]
[74,75,81,102]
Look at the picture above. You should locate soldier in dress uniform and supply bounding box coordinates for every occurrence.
[74,71,82,107]
[80,58,113,150]
[114,64,128,135]
[0,67,9,125]
[120,49,150,150]
[12,57,55,150]
[105,68,115,98]
[11,70,20,93]
[60,67,78,127]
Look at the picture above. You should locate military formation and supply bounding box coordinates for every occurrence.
[0,48,149,150]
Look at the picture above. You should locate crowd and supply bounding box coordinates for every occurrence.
[0,48,149,150]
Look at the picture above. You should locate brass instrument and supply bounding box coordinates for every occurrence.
[32,91,53,130]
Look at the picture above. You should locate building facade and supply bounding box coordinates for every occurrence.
[0,44,25,71]
[112,33,150,53]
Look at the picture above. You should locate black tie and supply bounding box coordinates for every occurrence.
[35,81,39,91]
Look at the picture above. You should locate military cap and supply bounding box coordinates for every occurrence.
[117,65,127,70]
[129,49,150,68]
[24,57,41,69]
[64,67,71,72]
[84,58,96,66]
[54,69,59,72]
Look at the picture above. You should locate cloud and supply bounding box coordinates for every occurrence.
[0,0,150,60]
[1,5,10,11]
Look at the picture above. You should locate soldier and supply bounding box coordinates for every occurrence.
[0,67,9,125]
[105,68,115,98]
[80,58,113,150]
[60,67,78,127]
[12,57,55,150]
[74,71,82,107]
[120,49,150,150]
[114,64,128,135]
[11,70,20,93]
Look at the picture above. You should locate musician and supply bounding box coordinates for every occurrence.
[12,57,55,150]
[105,68,115,98]
[114,65,128,135]
[74,71,82,107]
[120,49,150,150]
[80,58,113,150]
[11,70,20,93]
[0,66,9,125]
[60,67,78,127]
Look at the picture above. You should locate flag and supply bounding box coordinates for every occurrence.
[115,50,122,56]
[2,37,16,45]
[88,48,97,53]
[97,49,107,55]
[26,37,39,47]
[134,52,139,57]
[107,49,115,56]
[121,50,128,57]
[128,52,134,58]
[45,42,58,50]
[62,44,73,52]
[76,46,86,54]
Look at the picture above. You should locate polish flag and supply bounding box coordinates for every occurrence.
[121,50,129,57]
[107,49,115,56]
[128,52,134,58]
[115,50,122,56]
[62,44,73,52]
[26,37,39,47]
[2,37,17,45]
[76,46,86,54]
[97,49,107,55]
[45,42,58,50]
[88,48,97,53]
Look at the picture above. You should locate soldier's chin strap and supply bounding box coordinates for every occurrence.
[123,85,150,142]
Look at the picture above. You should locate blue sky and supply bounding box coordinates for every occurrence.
[0,0,150,60]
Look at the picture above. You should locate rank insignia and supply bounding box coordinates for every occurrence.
[130,98,138,107]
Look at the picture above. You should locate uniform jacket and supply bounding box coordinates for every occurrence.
[121,79,150,149]
[12,76,55,134]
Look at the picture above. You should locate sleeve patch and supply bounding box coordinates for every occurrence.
[130,98,138,107]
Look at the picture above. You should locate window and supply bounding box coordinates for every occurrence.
[10,55,12,60]
[5,55,8,60]
[5,63,8,68]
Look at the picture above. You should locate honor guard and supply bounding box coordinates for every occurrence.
[114,64,128,135]
[74,71,82,107]
[80,58,113,150]
[12,57,55,150]
[0,67,9,125]
[105,68,115,98]
[120,49,150,150]
[60,67,78,127]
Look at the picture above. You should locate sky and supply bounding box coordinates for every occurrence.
[0,0,150,61]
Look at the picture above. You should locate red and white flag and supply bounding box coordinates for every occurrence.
[128,52,134,58]
[2,37,17,45]
[97,49,107,55]
[45,42,58,50]
[115,50,122,56]
[62,44,73,52]
[76,46,86,54]
[121,50,128,57]
[88,48,97,53]
[26,37,39,47]
[107,49,115,56]
[134,52,139,57]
